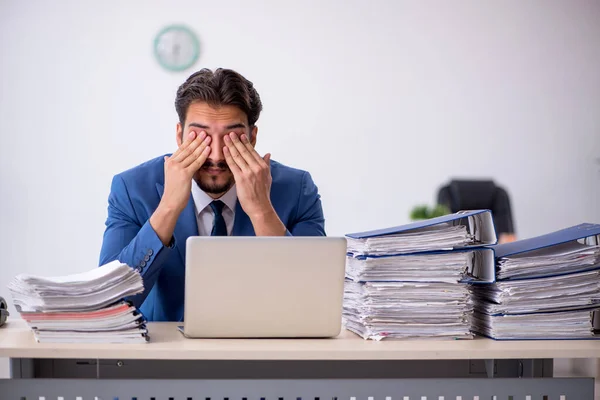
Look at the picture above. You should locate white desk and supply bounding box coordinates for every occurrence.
[1,319,600,360]
[0,319,597,399]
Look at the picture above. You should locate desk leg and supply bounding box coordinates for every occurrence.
[485,358,495,378]
[9,358,34,379]
[520,358,553,377]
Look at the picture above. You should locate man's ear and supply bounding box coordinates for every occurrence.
[250,126,258,146]
[176,122,183,147]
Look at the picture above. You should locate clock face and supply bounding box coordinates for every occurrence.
[154,25,200,72]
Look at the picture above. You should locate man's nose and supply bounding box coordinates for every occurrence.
[209,135,225,161]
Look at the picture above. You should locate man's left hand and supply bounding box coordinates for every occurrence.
[223,132,275,221]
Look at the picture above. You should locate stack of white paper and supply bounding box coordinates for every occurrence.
[343,223,488,340]
[346,252,476,284]
[8,261,148,343]
[496,241,600,280]
[346,224,472,256]
[344,281,473,340]
[471,270,600,315]
[472,236,600,340]
[472,307,599,340]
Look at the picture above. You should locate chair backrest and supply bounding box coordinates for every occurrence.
[437,179,515,235]
[0,296,8,327]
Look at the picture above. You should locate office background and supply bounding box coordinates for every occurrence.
[1,0,599,377]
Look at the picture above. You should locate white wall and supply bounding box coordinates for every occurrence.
[0,0,599,309]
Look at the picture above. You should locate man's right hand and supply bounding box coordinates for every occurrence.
[150,131,211,245]
[161,131,211,213]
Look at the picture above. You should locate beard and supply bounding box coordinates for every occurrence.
[195,159,234,194]
[198,175,235,194]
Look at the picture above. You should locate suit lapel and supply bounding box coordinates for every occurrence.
[156,183,198,263]
[231,201,254,236]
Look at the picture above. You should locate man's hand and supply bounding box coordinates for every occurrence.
[161,131,211,213]
[223,132,286,236]
[150,131,211,245]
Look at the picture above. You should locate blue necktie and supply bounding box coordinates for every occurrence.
[210,200,228,236]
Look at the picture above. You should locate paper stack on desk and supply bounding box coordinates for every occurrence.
[8,260,148,343]
[471,223,600,340]
[343,210,497,340]
[346,224,472,256]
[344,281,474,340]
[495,239,600,280]
[346,249,495,284]
[346,210,497,257]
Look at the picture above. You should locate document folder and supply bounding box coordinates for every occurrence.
[346,248,495,284]
[494,223,600,280]
[473,305,600,340]
[346,209,497,256]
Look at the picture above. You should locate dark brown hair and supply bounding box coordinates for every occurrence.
[175,68,263,127]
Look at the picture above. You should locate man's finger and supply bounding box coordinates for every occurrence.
[171,131,197,159]
[171,131,196,160]
[263,153,271,167]
[189,145,211,171]
[224,134,250,170]
[173,131,205,162]
[223,146,242,176]
[240,133,265,165]
[182,136,211,168]
[227,133,258,168]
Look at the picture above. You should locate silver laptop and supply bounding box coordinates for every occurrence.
[182,236,347,338]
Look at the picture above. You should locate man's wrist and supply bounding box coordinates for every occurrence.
[247,203,277,222]
[249,204,286,236]
[157,200,185,217]
[150,202,183,246]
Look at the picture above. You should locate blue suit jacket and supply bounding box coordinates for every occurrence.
[99,155,325,321]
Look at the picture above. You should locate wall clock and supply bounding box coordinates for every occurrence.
[153,25,200,72]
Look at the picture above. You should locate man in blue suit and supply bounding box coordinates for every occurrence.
[99,68,325,321]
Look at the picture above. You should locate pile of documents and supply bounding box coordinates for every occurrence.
[496,240,600,280]
[343,210,497,340]
[346,224,472,256]
[344,281,474,340]
[346,209,497,257]
[346,250,494,284]
[472,223,600,340]
[8,260,148,343]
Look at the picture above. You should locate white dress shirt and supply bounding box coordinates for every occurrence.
[191,182,237,236]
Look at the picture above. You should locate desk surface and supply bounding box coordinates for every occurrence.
[1,319,600,360]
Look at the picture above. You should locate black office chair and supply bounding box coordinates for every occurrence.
[0,296,8,327]
[437,179,515,240]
